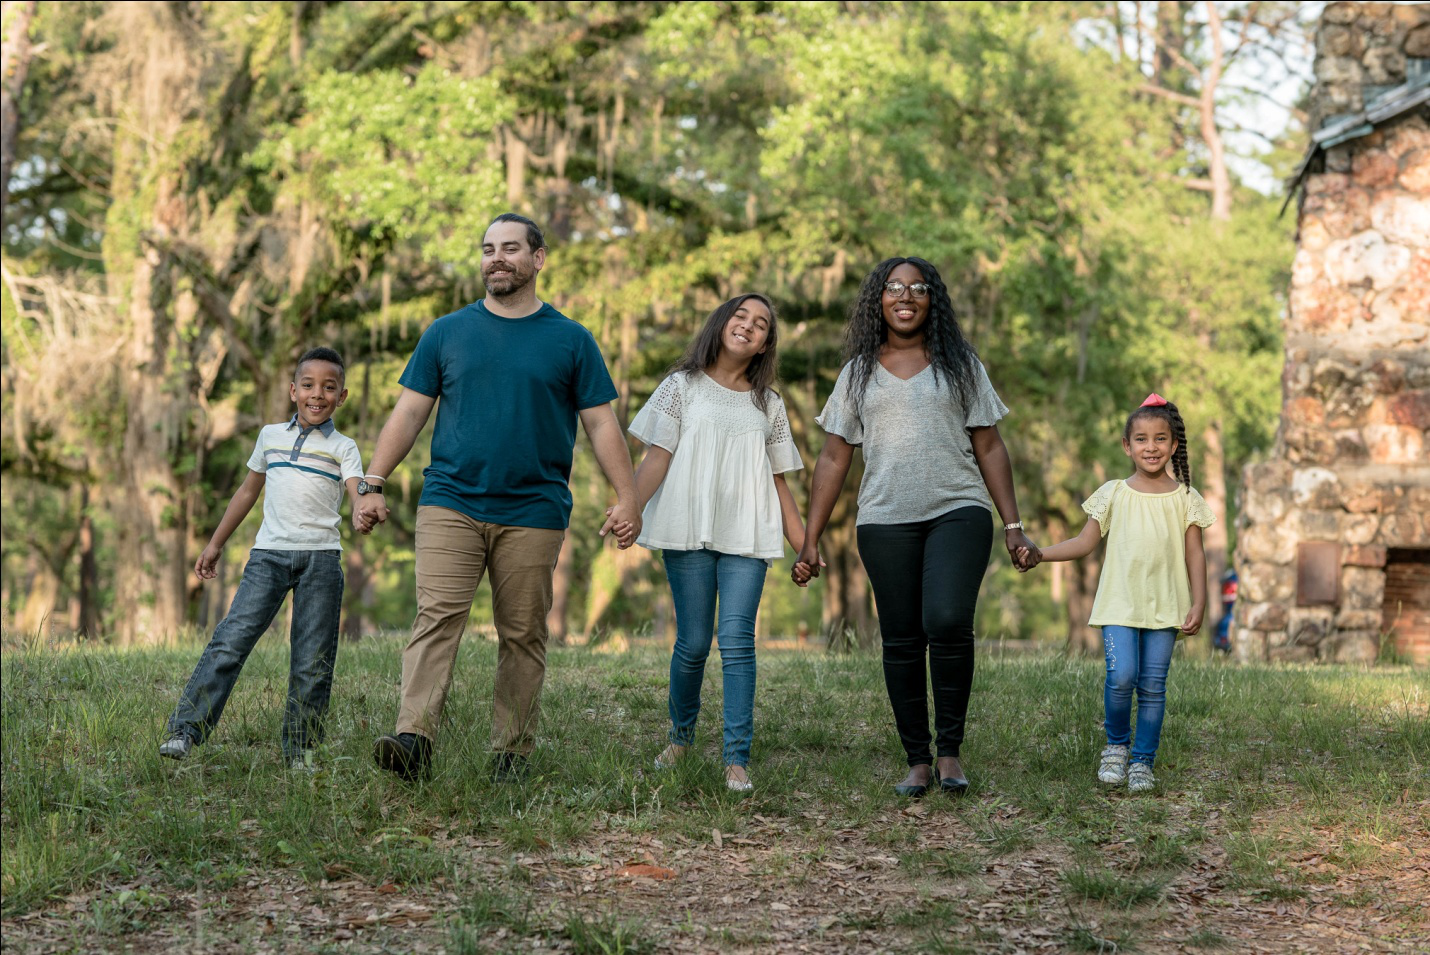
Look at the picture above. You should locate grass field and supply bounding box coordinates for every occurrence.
[2,636,1427,953]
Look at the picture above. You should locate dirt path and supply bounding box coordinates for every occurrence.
[7,798,1426,954]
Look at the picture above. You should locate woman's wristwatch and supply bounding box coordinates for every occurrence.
[1003,521,1024,532]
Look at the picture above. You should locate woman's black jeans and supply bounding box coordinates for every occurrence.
[857,505,993,766]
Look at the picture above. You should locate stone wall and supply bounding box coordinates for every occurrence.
[1232,2,1430,665]
[1313,2,1430,129]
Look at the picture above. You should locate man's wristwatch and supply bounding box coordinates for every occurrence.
[1003,522,1024,531]
[357,479,385,496]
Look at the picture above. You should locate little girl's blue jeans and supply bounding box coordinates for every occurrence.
[662,548,766,768]
[1101,625,1177,767]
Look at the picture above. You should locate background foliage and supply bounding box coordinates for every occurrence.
[0,1,1307,649]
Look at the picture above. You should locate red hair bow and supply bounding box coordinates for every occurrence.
[1140,393,1169,407]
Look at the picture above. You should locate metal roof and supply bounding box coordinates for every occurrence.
[1282,71,1430,216]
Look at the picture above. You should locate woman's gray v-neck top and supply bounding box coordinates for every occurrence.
[816,359,1009,526]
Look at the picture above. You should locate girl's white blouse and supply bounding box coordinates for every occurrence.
[628,371,803,560]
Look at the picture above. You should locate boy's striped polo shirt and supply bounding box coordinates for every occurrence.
[246,415,364,551]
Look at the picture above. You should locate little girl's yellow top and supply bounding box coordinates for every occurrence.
[1082,479,1216,632]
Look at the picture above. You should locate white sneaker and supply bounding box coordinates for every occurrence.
[1127,763,1156,793]
[159,734,194,760]
[1097,745,1129,786]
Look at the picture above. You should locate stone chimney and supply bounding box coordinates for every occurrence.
[1313,3,1430,128]
[1232,2,1429,665]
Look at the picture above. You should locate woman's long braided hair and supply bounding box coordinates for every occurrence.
[844,256,979,414]
[1124,400,1192,491]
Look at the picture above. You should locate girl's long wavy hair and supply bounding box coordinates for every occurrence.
[672,292,780,413]
[1124,400,1192,491]
[844,257,979,414]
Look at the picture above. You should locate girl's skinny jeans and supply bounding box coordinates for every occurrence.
[1101,625,1177,766]
[662,548,767,767]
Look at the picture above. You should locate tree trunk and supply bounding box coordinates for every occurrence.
[821,519,850,642]
[104,5,205,644]
[821,512,871,648]
[114,249,193,644]
[0,0,38,209]
[1065,552,1103,655]
[846,548,872,643]
[76,484,101,638]
[582,543,648,637]
[654,589,674,644]
[342,538,368,639]
[1154,1,1191,90]
[1200,2,1232,222]
[616,302,637,425]
[504,125,527,206]
[17,551,59,638]
[1196,0,1232,621]
[1199,419,1229,632]
[547,534,575,643]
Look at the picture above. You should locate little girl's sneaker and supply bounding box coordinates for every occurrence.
[1097,745,1129,786]
[1127,762,1156,793]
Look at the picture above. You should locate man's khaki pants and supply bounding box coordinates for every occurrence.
[395,506,565,755]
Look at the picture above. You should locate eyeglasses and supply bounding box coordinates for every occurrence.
[883,282,932,299]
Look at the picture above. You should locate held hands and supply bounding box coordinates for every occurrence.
[355,494,389,536]
[601,502,641,549]
[791,540,826,588]
[1007,528,1042,573]
[352,506,377,535]
[194,544,222,580]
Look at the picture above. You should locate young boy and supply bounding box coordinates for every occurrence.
[159,347,368,770]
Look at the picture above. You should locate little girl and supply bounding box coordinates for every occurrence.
[1020,394,1214,792]
[620,293,807,793]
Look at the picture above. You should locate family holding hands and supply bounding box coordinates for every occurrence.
[161,214,1213,797]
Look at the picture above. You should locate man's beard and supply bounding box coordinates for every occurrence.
[483,266,533,298]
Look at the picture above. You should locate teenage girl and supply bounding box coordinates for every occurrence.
[795,257,1040,798]
[1019,394,1214,792]
[619,293,807,793]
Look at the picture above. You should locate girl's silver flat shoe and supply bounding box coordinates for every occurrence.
[653,744,685,770]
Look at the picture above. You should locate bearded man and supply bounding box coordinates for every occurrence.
[357,213,640,782]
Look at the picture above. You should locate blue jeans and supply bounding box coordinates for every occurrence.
[167,549,344,759]
[1102,625,1177,767]
[663,549,767,767]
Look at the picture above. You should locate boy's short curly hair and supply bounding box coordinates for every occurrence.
[296,346,346,384]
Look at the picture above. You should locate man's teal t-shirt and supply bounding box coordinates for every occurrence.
[399,300,618,530]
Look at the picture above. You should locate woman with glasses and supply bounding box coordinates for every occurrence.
[794,257,1041,797]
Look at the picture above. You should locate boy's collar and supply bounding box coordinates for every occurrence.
[287,413,336,437]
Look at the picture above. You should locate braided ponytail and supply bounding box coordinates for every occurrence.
[1124,400,1193,491]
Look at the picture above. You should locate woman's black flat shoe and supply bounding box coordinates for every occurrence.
[939,774,969,794]
[894,767,932,798]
